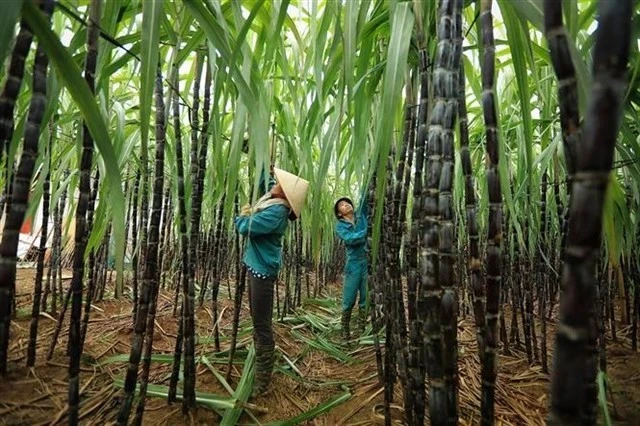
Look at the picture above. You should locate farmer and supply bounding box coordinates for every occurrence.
[334,188,369,342]
[234,167,309,398]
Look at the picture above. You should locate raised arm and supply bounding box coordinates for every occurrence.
[356,184,369,225]
[235,205,288,237]
[257,165,276,197]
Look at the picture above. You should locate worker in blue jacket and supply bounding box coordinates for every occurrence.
[235,167,309,398]
[334,188,369,341]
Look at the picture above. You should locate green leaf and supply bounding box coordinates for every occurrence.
[183,0,253,102]
[22,0,126,289]
[220,344,255,426]
[597,371,613,426]
[0,0,22,77]
[509,0,543,31]
[112,378,235,413]
[603,176,624,268]
[264,389,351,426]
[201,355,235,396]
[140,0,164,167]
[370,2,414,264]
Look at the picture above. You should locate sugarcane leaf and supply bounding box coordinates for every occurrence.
[597,371,613,426]
[603,176,625,268]
[0,0,23,77]
[183,0,253,102]
[98,353,175,366]
[22,0,126,288]
[264,389,351,426]
[139,0,163,168]
[290,330,353,363]
[112,378,235,413]
[370,2,414,264]
[202,355,235,396]
[220,344,255,426]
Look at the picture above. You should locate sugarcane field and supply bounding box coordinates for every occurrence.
[3,0,640,425]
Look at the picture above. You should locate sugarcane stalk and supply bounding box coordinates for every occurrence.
[407,35,430,425]
[479,0,503,423]
[168,76,191,404]
[42,191,58,312]
[131,170,141,316]
[211,194,227,352]
[548,0,633,423]
[399,73,418,425]
[132,69,166,426]
[27,109,54,368]
[182,52,207,412]
[382,146,402,425]
[458,62,485,360]
[67,0,100,422]
[79,169,101,352]
[544,0,581,275]
[421,0,462,422]
[440,1,463,422]
[0,0,40,376]
[539,171,549,373]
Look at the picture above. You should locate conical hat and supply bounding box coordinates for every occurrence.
[273,167,309,218]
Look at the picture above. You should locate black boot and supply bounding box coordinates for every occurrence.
[252,343,275,398]
[341,309,352,342]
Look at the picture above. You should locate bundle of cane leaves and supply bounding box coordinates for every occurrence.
[98,353,180,367]
[197,323,253,344]
[112,378,240,416]
[273,352,354,388]
[110,346,261,422]
[278,349,304,378]
[201,355,235,395]
[274,366,352,389]
[209,347,250,359]
[221,317,254,333]
[301,298,341,316]
[274,363,304,382]
[202,348,250,366]
[290,329,353,363]
[220,344,256,425]
[303,297,340,309]
[280,311,334,333]
[263,387,352,426]
[97,349,250,369]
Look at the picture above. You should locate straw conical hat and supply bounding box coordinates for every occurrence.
[273,167,309,218]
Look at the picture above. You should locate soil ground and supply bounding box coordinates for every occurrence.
[1,268,639,425]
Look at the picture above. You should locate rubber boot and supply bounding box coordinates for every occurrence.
[341,308,352,342]
[252,343,275,398]
[357,309,366,334]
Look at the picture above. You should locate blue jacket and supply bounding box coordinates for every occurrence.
[335,190,369,267]
[234,203,290,278]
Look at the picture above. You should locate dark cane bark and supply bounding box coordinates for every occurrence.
[548,1,633,423]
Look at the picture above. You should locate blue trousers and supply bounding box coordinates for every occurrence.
[342,259,368,312]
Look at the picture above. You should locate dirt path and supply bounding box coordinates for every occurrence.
[1,269,639,425]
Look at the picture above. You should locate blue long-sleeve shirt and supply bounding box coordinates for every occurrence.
[234,203,290,278]
[335,187,369,265]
